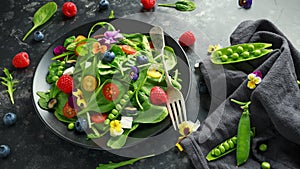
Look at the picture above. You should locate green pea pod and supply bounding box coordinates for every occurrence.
[158,0,196,11]
[206,128,255,162]
[210,43,272,64]
[236,107,251,166]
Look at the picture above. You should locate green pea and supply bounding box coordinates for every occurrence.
[237,46,244,53]
[211,149,215,156]
[220,55,228,62]
[214,148,221,156]
[127,90,134,96]
[111,109,118,115]
[50,62,57,67]
[52,76,59,82]
[259,144,268,152]
[231,53,239,60]
[59,61,66,66]
[116,104,122,111]
[227,140,235,149]
[108,113,115,119]
[231,136,237,144]
[242,51,250,58]
[226,48,233,54]
[57,70,63,76]
[254,49,262,56]
[217,51,222,56]
[219,145,226,153]
[49,70,55,75]
[222,142,230,150]
[57,66,64,70]
[120,99,127,105]
[247,44,255,51]
[123,94,129,100]
[68,123,75,130]
[104,119,110,125]
[261,162,271,169]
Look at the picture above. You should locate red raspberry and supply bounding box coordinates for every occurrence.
[150,86,168,105]
[62,2,77,17]
[178,31,196,47]
[141,0,156,10]
[56,74,73,94]
[12,52,30,68]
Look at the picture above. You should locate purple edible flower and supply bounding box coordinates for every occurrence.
[239,0,252,9]
[129,66,139,81]
[53,45,66,56]
[252,70,262,79]
[104,30,123,43]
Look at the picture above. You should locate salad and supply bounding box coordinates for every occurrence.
[36,21,182,149]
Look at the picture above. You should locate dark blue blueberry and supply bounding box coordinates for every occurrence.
[0,145,11,158]
[3,112,17,126]
[75,118,88,133]
[129,66,139,81]
[99,0,109,10]
[33,31,44,41]
[103,51,115,63]
[136,55,148,65]
[239,0,252,9]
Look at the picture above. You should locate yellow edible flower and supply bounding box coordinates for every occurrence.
[147,69,162,79]
[247,73,262,89]
[110,120,124,137]
[207,44,222,54]
[176,120,200,151]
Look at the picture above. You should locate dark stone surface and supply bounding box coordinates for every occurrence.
[0,0,299,169]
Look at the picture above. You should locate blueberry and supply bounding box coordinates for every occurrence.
[136,55,148,65]
[103,51,115,63]
[33,31,44,41]
[129,66,139,81]
[99,0,109,10]
[3,112,17,126]
[75,118,88,133]
[0,145,11,158]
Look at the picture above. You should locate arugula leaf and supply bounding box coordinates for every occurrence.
[96,154,155,169]
[107,124,139,149]
[0,68,18,104]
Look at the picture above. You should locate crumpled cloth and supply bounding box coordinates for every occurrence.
[181,19,300,169]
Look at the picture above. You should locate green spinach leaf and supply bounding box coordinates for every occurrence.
[23,2,57,41]
[107,124,139,149]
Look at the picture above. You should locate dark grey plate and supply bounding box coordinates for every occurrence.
[32,18,191,151]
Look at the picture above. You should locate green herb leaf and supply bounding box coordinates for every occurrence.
[158,0,196,11]
[96,154,155,169]
[0,68,18,104]
[22,2,57,41]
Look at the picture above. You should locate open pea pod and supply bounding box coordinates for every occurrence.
[210,43,272,64]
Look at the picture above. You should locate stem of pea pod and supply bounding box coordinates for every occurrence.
[158,3,176,8]
[230,99,251,109]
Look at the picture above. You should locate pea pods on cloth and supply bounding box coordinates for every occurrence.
[181,19,300,169]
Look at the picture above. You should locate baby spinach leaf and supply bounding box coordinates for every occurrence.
[158,0,196,11]
[23,2,57,41]
[133,102,168,123]
[107,124,139,149]
[96,154,155,169]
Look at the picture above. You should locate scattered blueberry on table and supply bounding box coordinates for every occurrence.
[99,0,109,10]
[0,145,11,158]
[3,112,17,126]
[33,31,44,41]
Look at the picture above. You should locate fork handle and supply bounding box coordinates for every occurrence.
[160,53,173,87]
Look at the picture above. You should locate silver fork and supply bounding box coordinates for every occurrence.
[149,26,187,130]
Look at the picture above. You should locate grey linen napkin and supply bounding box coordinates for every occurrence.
[181,19,300,169]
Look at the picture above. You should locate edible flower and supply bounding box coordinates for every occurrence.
[53,45,66,56]
[109,120,124,137]
[176,120,200,151]
[92,42,107,54]
[247,70,262,89]
[207,44,222,54]
[97,30,123,49]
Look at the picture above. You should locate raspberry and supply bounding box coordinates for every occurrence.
[150,86,168,105]
[56,74,73,94]
[178,31,196,47]
[141,0,156,10]
[12,52,30,68]
[62,2,77,18]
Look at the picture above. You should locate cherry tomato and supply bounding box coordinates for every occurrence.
[141,0,156,10]
[62,102,77,118]
[121,45,136,55]
[91,113,107,123]
[102,83,120,101]
[62,2,77,17]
